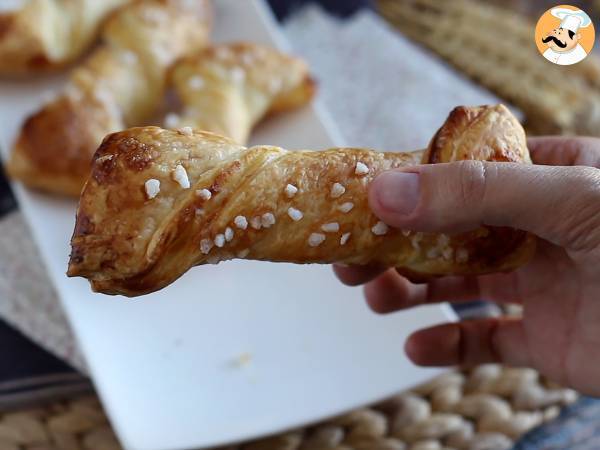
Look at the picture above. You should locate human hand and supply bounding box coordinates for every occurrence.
[334,137,600,396]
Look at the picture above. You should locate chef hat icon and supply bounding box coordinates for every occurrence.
[551,7,592,33]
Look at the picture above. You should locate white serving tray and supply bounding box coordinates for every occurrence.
[0,1,455,449]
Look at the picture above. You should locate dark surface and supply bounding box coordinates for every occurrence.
[0,322,90,411]
[267,0,372,21]
[0,322,74,382]
[0,161,16,219]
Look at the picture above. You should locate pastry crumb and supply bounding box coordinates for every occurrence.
[195,208,205,217]
[321,222,339,233]
[172,164,190,189]
[308,233,326,247]
[261,213,276,228]
[250,216,262,230]
[330,182,345,198]
[196,188,211,200]
[287,207,303,221]
[178,126,193,136]
[285,183,298,198]
[340,232,351,245]
[214,234,225,248]
[355,161,369,175]
[144,179,160,199]
[200,239,213,255]
[237,249,250,258]
[234,215,248,230]
[96,154,114,163]
[338,202,354,213]
[371,221,388,236]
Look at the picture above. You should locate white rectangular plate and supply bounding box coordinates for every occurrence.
[0,1,455,449]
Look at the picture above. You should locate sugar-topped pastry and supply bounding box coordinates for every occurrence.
[68,105,536,296]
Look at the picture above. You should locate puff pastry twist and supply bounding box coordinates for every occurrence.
[0,0,129,75]
[68,105,535,297]
[7,0,212,196]
[167,42,316,144]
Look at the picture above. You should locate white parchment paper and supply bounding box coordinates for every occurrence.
[0,6,502,372]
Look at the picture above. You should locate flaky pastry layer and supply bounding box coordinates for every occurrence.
[167,42,316,144]
[7,0,212,196]
[68,105,536,296]
[0,0,129,75]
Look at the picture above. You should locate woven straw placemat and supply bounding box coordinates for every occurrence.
[0,365,578,450]
[378,0,600,137]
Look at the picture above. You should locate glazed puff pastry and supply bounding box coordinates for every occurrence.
[0,0,129,75]
[167,42,316,144]
[6,0,212,196]
[68,104,535,297]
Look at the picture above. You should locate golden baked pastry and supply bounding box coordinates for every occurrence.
[68,104,535,297]
[167,42,316,144]
[7,0,212,196]
[0,0,129,75]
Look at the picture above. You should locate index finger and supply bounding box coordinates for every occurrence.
[332,264,385,286]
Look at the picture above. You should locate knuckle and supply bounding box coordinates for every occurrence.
[455,160,490,210]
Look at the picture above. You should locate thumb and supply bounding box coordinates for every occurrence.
[368,161,600,250]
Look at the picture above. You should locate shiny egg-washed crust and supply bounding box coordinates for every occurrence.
[6,0,212,197]
[68,105,536,297]
[168,42,316,144]
[0,0,129,76]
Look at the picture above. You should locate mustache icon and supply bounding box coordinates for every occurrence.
[542,35,568,48]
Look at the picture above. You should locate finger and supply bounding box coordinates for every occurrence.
[332,264,385,286]
[368,162,600,250]
[405,318,532,368]
[364,271,424,313]
[528,136,600,168]
[363,271,483,314]
[365,270,525,314]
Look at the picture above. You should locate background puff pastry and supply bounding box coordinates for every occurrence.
[6,0,212,196]
[0,0,129,75]
[68,104,536,297]
[167,42,316,144]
